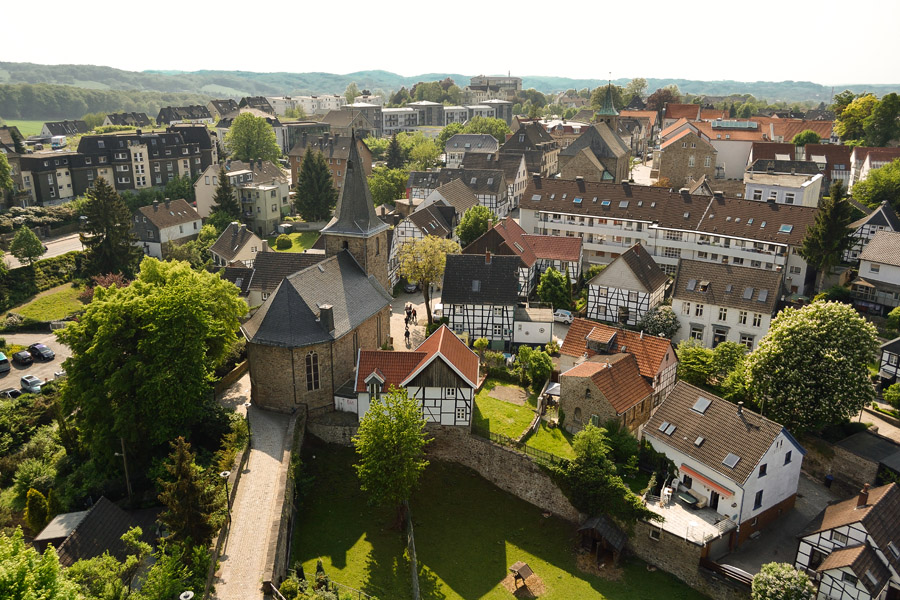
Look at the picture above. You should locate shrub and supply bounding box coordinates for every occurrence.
[276,234,293,250]
[13,458,56,505]
[545,339,560,355]
[814,285,853,304]
[886,383,900,410]
[24,488,49,533]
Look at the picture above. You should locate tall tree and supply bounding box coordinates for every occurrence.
[56,259,247,467]
[408,137,440,170]
[624,77,648,100]
[864,92,900,147]
[590,84,626,111]
[353,387,430,525]
[799,181,854,292]
[158,437,223,547]
[210,165,240,221]
[386,134,404,169]
[835,94,877,141]
[396,235,460,324]
[646,87,681,112]
[164,173,195,203]
[0,151,14,194]
[9,226,45,265]
[746,301,877,433]
[0,528,79,600]
[831,89,858,119]
[456,205,495,248]
[294,147,338,221]
[224,112,281,163]
[537,267,572,311]
[81,177,143,277]
[791,130,821,146]
[367,166,408,207]
[751,563,815,600]
[852,159,900,210]
[344,82,360,105]
[10,128,26,154]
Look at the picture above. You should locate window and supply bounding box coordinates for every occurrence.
[446,388,456,397]
[753,490,763,510]
[871,263,881,273]
[596,287,608,297]
[649,528,661,541]
[492,324,502,337]
[271,204,277,212]
[628,291,638,302]
[890,354,899,366]
[758,464,767,477]
[753,313,762,327]
[832,531,848,546]
[682,474,693,489]
[784,450,792,465]
[694,304,704,317]
[663,247,681,258]
[704,156,711,167]
[205,176,210,185]
[789,266,801,274]
[740,334,754,350]
[718,307,728,321]
[456,407,467,421]
[688,155,695,167]
[305,352,320,391]
[752,189,762,201]
[784,193,795,205]
[690,326,703,341]
[738,310,748,325]
[841,572,857,585]
[682,302,691,315]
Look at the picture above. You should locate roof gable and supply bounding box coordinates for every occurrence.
[563,354,652,414]
[442,254,520,305]
[560,318,675,380]
[860,230,900,267]
[590,243,668,293]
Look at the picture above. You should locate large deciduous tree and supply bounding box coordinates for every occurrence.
[646,87,681,112]
[835,94,877,142]
[396,235,460,324]
[751,563,815,600]
[590,84,626,111]
[158,437,223,547]
[294,147,338,221]
[10,226,45,265]
[537,267,572,311]
[746,301,877,433]
[225,112,281,163]
[799,181,854,292]
[353,387,430,525]
[81,177,143,277]
[0,528,79,600]
[344,82,360,105]
[367,166,408,207]
[864,92,900,147]
[624,78,648,101]
[852,159,900,210]
[56,259,247,467]
[456,205,495,248]
[637,305,680,338]
[791,130,821,146]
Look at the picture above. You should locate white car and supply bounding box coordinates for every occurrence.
[553,309,573,324]
[21,375,43,394]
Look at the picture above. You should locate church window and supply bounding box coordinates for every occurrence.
[376,237,380,256]
[342,241,349,250]
[306,352,320,391]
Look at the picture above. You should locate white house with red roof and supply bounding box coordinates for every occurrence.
[350,325,479,426]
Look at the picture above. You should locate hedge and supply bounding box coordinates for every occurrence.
[0,251,84,313]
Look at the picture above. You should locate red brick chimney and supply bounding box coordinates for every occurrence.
[485,250,491,265]
[857,484,870,508]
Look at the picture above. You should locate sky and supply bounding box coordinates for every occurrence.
[3,0,899,86]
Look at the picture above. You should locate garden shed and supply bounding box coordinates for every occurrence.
[578,515,626,564]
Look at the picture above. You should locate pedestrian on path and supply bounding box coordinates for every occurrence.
[404,326,411,347]
[412,308,417,324]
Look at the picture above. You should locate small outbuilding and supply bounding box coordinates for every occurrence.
[578,515,627,564]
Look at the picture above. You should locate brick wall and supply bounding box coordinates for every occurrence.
[657,133,717,189]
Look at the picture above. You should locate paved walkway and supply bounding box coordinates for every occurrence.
[213,373,291,600]
[391,289,441,349]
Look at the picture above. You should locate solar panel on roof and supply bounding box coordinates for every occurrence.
[686,279,697,291]
[723,453,741,468]
[692,396,712,414]
[743,287,754,299]
[757,289,769,302]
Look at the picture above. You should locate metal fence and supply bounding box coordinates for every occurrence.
[471,424,569,467]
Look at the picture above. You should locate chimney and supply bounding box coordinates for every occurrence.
[136,129,142,135]
[857,484,870,508]
[164,197,170,209]
[737,401,744,416]
[532,172,541,184]
[640,330,644,339]
[319,304,335,333]
[621,180,631,195]
[680,188,691,200]
[485,250,492,265]
[575,175,586,191]
[152,200,159,212]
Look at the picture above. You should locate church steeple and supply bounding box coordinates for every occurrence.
[320,131,390,290]
[595,76,619,129]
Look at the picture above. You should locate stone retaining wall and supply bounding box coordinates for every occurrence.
[306,419,357,446]
[263,414,305,590]
[801,435,880,498]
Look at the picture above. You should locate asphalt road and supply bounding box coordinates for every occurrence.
[3,232,83,269]
[0,331,71,393]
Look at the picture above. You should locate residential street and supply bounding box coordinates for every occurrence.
[2,232,82,269]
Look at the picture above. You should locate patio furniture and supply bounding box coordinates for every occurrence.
[509,561,534,589]
[677,491,699,507]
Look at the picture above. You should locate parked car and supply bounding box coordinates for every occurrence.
[27,343,55,361]
[553,309,573,324]
[12,350,33,366]
[0,388,22,399]
[21,375,42,394]
[432,303,443,322]
[0,352,9,374]
[404,280,419,293]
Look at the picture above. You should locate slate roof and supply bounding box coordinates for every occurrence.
[408,204,454,238]
[881,337,900,355]
[157,105,212,123]
[288,133,367,162]
[442,254,520,306]
[209,99,239,116]
[43,120,89,136]
[563,353,652,414]
[850,201,900,231]
[320,109,372,130]
[244,251,326,292]
[136,199,200,229]
[559,123,629,159]
[445,134,499,153]
[747,159,821,176]
[522,234,582,262]
[320,133,389,238]
[222,266,254,295]
[750,142,796,162]
[672,259,783,314]
[461,152,525,185]
[222,159,288,183]
[697,194,817,245]
[241,251,391,347]
[216,107,282,128]
[105,112,152,127]
[645,381,800,485]
[239,96,275,114]
[818,544,891,596]
[500,122,556,152]
[860,230,900,267]
[560,318,675,381]
[430,179,479,216]
[590,243,668,293]
[210,222,264,263]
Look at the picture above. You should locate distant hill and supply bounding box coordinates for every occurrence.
[1,61,898,105]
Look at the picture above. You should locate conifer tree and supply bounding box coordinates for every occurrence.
[386,134,405,169]
[799,181,854,292]
[158,437,222,547]
[210,165,240,221]
[81,177,143,277]
[294,147,338,222]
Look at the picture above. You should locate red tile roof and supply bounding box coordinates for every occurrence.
[771,119,833,143]
[695,121,767,142]
[659,118,693,139]
[561,318,675,381]
[563,353,652,414]
[412,324,479,385]
[523,234,582,262]
[664,104,702,121]
[491,217,537,266]
[620,110,658,128]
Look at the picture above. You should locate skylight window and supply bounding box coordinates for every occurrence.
[573,197,583,204]
[601,200,611,207]
[748,218,754,224]
[658,421,670,432]
[592,197,598,202]
[865,570,878,586]
[723,453,741,469]
[531,194,541,201]
[743,287,754,300]
[760,221,766,228]
[889,542,900,559]
[694,436,705,447]
[550,194,556,200]
[638,201,643,206]
[687,279,697,291]
[619,200,629,208]
[692,396,712,414]
[725,284,733,293]
[758,289,769,302]
[562,193,567,199]
[651,202,656,208]
[779,224,793,233]
[472,280,481,292]
[513,242,524,252]
[470,177,477,185]
[664,423,677,436]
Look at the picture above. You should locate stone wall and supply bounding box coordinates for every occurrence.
[307,419,357,446]
[800,435,880,498]
[264,413,306,589]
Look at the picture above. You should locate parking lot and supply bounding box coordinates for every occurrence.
[0,331,71,392]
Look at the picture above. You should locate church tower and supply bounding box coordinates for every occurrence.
[596,80,619,130]
[320,132,391,290]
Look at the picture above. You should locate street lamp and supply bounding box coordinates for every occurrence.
[114,437,133,504]
[219,471,232,519]
[179,592,194,600]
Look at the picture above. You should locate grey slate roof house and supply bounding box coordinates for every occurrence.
[209,222,269,268]
[558,123,631,183]
[156,105,213,125]
[132,198,202,260]
[42,120,89,137]
[208,99,239,119]
[442,253,520,348]
[103,112,152,127]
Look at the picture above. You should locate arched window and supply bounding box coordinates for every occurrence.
[574,407,582,422]
[342,240,349,250]
[375,237,380,256]
[305,352,320,391]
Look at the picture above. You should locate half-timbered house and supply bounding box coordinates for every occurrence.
[844,202,900,263]
[388,203,457,287]
[587,243,668,325]
[462,217,538,298]
[442,253,519,350]
[879,337,900,388]
[795,483,900,600]
[645,381,806,548]
[560,318,678,406]
[351,325,479,426]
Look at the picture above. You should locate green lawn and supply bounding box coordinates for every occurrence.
[10,283,84,321]
[2,119,44,137]
[266,232,319,253]
[291,441,707,600]
[473,379,537,440]
[525,421,576,459]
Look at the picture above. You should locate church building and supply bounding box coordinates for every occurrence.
[241,135,392,412]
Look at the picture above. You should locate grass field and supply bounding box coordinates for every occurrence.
[472,379,537,440]
[2,120,44,137]
[291,441,707,600]
[266,232,319,253]
[10,283,84,321]
[525,421,577,459]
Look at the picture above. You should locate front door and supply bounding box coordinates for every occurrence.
[710,491,720,511]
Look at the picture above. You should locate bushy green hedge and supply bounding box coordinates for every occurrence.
[0,251,84,313]
[0,204,84,234]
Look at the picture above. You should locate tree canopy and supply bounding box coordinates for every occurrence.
[56,259,248,467]
[396,235,460,324]
[437,117,510,151]
[294,147,338,221]
[799,181,854,291]
[386,134,404,169]
[10,226,45,265]
[852,159,900,210]
[0,152,13,194]
[835,94,877,142]
[353,387,430,522]
[537,267,572,311]
[791,130,821,146]
[367,166,409,207]
[158,437,223,547]
[0,528,80,600]
[636,305,680,339]
[646,87,681,112]
[751,563,815,600]
[863,92,900,147]
[590,84,626,111]
[80,177,143,277]
[225,112,281,163]
[344,82,360,105]
[210,165,240,222]
[455,205,495,248]
[624,78,648,101]
[746,301,877,433]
